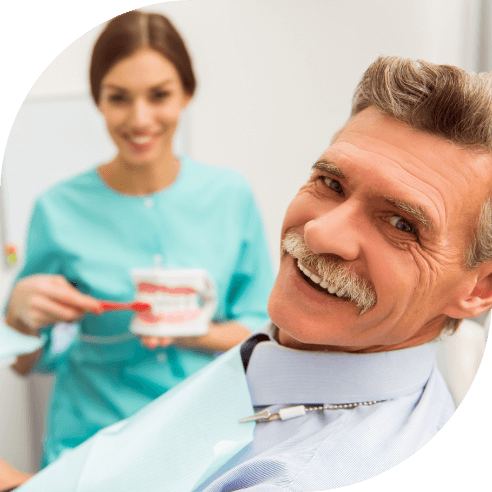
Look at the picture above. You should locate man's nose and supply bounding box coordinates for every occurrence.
[303,201,362,261]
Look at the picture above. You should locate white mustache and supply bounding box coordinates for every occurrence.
[282,230,377,315]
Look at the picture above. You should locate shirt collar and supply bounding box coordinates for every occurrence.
[246,323,439,405]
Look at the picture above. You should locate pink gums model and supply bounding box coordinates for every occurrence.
[136,281,201,325]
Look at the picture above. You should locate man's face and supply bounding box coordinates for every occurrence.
[268,107,492,352]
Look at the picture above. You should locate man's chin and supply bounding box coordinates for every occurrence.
[275,326,315,350]
[275,324,346,351]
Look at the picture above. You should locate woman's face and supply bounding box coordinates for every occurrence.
[98,47,190,166]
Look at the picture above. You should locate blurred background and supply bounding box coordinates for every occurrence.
[0,0,491,476]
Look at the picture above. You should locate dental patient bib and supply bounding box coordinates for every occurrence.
[16,344,255,492]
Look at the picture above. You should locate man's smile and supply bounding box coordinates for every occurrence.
[281,229,377,314]
[296,259,351,299]
[286,254,356,308]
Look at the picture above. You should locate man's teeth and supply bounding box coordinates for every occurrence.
[297,260,349,298]
[130,136,152,144]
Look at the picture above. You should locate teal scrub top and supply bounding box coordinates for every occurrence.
[13,156,274,467]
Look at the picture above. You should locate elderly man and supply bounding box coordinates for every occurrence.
[2,55,492,491]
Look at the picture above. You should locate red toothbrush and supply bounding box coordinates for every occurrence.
[96,301,152,313]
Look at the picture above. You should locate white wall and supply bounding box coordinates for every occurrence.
[0,0,488,470]
[482,0,492,71]
[10,0,481,272]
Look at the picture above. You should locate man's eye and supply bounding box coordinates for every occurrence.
[389,215,417,235]
[322,177,344,196]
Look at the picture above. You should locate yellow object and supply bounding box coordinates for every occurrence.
[3,244,17,265]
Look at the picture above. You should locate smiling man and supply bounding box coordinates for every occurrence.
[2,56,492,492]
[271,105,491,353]
[199,56,492,490]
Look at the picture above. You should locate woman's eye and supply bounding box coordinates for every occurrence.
[151,91,170,102]
[108,94,128,104]
[322,176,344,195]
[389,215,417,235]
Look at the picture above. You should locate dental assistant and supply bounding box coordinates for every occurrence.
[5,10,273,468]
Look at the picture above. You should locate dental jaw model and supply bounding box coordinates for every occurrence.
[130,268,217,337]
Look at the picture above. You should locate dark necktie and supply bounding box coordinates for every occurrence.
[240,333,270,372]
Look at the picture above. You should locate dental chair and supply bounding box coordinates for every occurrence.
[436,314,489,407]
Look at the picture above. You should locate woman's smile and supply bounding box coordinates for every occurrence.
[123,132,162,153]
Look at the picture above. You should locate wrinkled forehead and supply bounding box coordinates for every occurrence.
[324,110,492,237]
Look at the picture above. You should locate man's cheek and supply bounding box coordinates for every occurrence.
[409,244,453,290]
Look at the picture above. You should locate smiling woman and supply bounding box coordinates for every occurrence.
[91,11,195,193]
[97,48,190,193]
[3,9,273,470]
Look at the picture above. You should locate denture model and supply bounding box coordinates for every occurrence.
[130,269,216,337]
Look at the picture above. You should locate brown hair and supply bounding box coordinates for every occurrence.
[349,56,492,333]
[90,10,196,104]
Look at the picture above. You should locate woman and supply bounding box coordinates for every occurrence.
[5,10,273,468]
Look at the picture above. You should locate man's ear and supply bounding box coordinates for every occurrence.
[444,266,492,319]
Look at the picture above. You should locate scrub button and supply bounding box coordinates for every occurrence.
[153,254,163,265]
[156,352,168,363]
[144,198,154,208]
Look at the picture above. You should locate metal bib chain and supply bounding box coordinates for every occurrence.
[239,400,385,424]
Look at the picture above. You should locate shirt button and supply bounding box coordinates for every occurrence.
[153,254,163,265]
[144,198,154,208]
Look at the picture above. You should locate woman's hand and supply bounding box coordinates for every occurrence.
[140,336,173,350]
[139,322,251,353]
[0,458,33,491]
[6,274,102,334]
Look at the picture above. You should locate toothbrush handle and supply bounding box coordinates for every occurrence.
[98,302,151,312]
[99,302,128,311]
